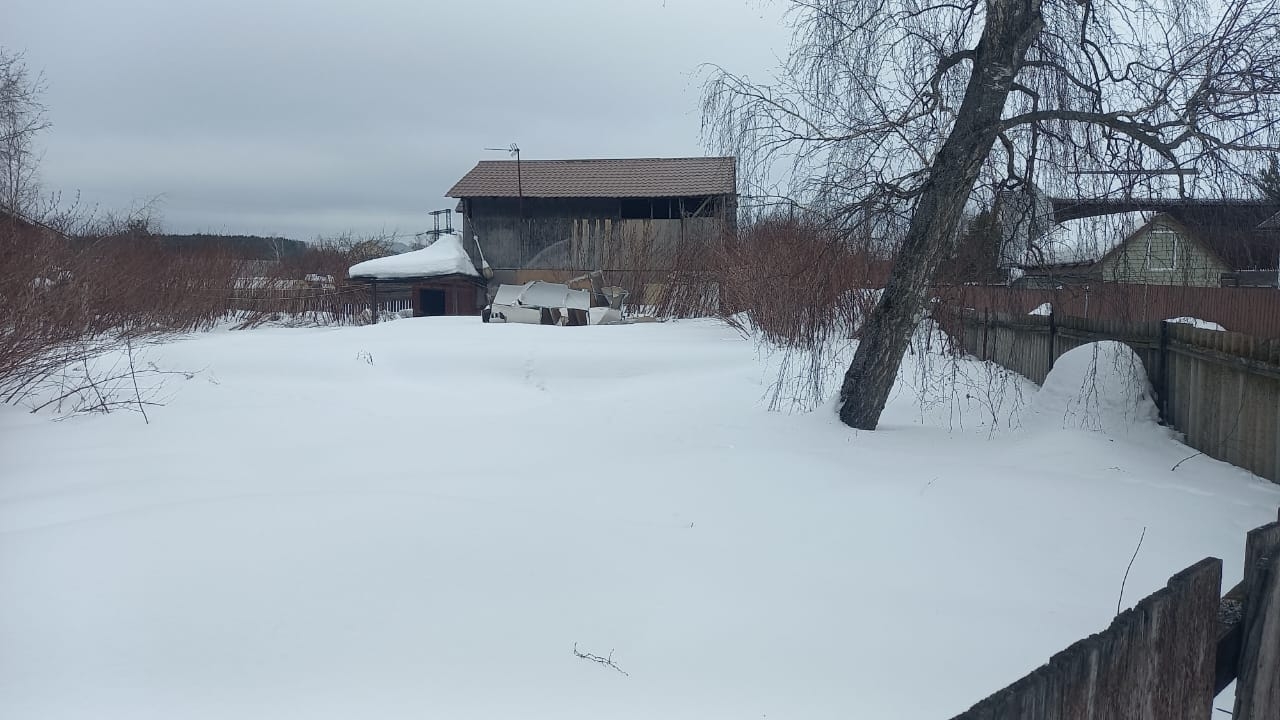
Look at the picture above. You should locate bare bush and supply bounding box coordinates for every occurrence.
[0,208,238,407]
[231,231,395,328]
[650,215,890,410]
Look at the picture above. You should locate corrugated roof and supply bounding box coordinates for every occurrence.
[446,157,736,198]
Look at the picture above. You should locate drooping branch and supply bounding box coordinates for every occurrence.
[702,0,1280,431]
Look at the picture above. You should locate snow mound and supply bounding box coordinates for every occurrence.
[1028,302,1052,316]
[1031,341,1159,434]
[348,233,478,279]
[1167,316,1226,331]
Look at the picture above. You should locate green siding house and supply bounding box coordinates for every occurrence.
[1098,216,1230,286]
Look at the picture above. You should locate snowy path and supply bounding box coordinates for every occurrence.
[2,318,1276,719]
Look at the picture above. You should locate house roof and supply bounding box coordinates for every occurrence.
[1038,199,1280,271]
[1049,197,1274,223]
[446,157,736,199]
[1037,211,1156,265]
[1159,202,1280,270]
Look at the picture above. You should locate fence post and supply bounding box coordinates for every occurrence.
[1157,320,1170,421]
[1234,521,1280,720]
[1047,309,1056,372]
[371,280,379,324]
[982,309,989,361]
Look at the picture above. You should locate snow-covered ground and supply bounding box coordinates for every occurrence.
[2,318,1276,719]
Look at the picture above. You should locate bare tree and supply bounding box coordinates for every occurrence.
[0,49,49,214]
[1253,154,1280,201]
[704,0,1280,429]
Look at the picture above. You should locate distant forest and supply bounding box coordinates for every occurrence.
[150,234,307,260]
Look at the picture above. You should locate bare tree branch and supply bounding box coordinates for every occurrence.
[572,642,630,677]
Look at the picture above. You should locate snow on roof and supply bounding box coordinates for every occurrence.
[1033,211,1155,265]
[348,233,479,280]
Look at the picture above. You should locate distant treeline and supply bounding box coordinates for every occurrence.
[62,228,308,260]
[146,234,307,260]
[63,230,307,260]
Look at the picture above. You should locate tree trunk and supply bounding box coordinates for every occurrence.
[837,0,1044,430]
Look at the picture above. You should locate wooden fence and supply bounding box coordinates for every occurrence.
[230,285,412,324]
[949,514,1280,719]
[935,284,1280,340]
[947,309,1280,482]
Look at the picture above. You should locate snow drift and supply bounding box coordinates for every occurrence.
[1031,340,1160,434]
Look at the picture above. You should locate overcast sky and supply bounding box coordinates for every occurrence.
[3,1,789,240]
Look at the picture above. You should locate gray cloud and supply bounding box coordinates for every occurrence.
[5,0,787,240]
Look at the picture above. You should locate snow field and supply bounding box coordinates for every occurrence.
[1,318,1276,719]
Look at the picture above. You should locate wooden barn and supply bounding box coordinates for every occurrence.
[445,156,737,292]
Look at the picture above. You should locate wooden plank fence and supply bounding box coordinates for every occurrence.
[948,513,1280,720]
[935,284,1280,340]
[948,309,1280,483]
[230,285,412,324]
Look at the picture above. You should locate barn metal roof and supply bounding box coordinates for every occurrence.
[446,157,736,199]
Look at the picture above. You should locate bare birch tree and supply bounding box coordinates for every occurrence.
[0,49,48,214]
[703,0,1280,429]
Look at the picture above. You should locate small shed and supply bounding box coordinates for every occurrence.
[348,233,487,317]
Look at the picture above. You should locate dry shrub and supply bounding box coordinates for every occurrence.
[1,205,407,410]
[722,218,885,344]
[0,211,240,405]
[553,219,724,317]
[72,235,240,332]
[231,232,394,328]
[655,216,888,338]
[647,215,890,410]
